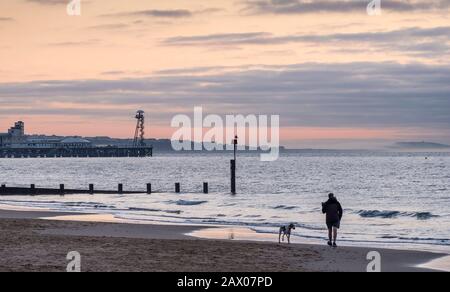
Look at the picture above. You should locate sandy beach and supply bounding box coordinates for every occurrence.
[0,209,447,272]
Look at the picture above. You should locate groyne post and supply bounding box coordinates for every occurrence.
[231,160,236,195]
[203,182,209,194]
[147,183,152,194]
[231,135,238,195]
[60,184,65,195]
[118,184,123,194]
[89,184,94,195]
[175,183,181,193]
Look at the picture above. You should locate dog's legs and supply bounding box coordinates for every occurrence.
[278,230,282,244]
[287,234,290,244]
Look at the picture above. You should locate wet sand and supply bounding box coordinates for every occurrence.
[0,209,447,272]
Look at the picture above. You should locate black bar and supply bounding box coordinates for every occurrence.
[175,183,181,193]
[147,183,152,194]
[203,182,209,194]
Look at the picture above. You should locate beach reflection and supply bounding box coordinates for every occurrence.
[418,255,450,272]
[190,227,277,242]
[40,213,122,223]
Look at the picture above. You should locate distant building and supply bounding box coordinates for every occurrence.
[59,137,92,148]
[0,121,26,147]
[0,122,92,149]
[24,138,63,149]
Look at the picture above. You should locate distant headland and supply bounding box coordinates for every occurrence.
[391,142,450,150]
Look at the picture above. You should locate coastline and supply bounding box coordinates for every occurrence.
[0,208,448,272]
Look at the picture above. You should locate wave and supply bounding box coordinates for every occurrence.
[218,203,237,207]
[357,210,439,220]
[168,200,208,206]
[0,199,118,210]
[414,212,439,220]
[397,237,450,243]
[358,210,401,219]
[165,210,183,214]
[63,202,116,209]
[128,207,183,215]
[252,228,327,240]
[128,207,161,212]
[380,235,450,245]
[200,218,325,231]
[273,205,297,210]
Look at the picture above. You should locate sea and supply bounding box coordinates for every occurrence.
[0,151,449,252]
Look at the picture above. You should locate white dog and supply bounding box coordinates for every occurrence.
[279,224,295,244]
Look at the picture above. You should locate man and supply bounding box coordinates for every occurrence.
[322,193,343,247]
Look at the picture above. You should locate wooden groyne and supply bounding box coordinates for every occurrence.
[0,185,144,196]
[0,182,211,196]
[0,146,153,158]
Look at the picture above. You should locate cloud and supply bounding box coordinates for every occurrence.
[115,9,193,18]
[1,62,449,131]
[164,32,272,46]
[100,7,223,20]
[86,23,129,31]
[162,26,450,58]
[164,26,450,46]
[26,0,69,5]
[46,39,102,47]
[101,9,194,19]
[242,0,450,15]
[101,71,127,76]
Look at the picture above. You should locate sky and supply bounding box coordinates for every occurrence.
[0,0,449,148]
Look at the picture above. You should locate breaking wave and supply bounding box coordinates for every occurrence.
[357,210,439,220]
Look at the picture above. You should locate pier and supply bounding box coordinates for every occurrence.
[0,112,153,158]
[0,146,153,158]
